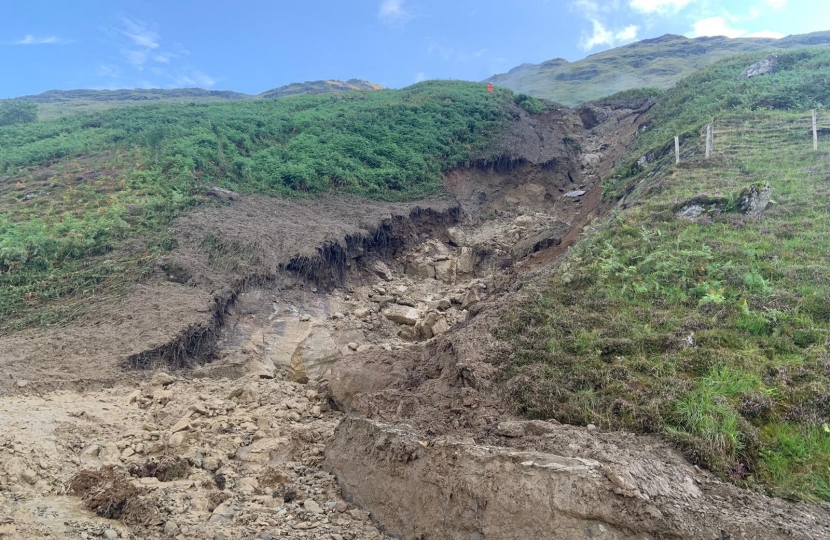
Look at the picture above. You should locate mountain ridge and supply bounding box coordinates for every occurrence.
[486,31,830,106]
[8,79,384,119]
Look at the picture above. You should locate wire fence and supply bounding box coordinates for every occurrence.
[642,110,828,179]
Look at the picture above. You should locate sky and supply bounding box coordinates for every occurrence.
[1,0,828,98]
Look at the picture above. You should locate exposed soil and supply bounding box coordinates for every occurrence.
[4,99,824,540]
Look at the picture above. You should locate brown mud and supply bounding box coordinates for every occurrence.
[4,99,826,539]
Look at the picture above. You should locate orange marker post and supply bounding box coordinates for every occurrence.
[487,83,493,93]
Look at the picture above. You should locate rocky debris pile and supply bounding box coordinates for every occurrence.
[0,375,387,539]
[214,208,579,395]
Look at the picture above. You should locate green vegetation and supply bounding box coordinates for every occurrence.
[0,100,37,126]
[10,80,382,120]
[487,31,830,106]
[607,48,830,199]
[503,49,830,502]
[0,80,516,332]
[513,93,548,115]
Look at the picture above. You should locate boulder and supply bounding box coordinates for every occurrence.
[676,205,704,220]
[428,315,450,336]
[151,372,176,387]
[288,328,342,383]
[580,153,601,169]
[740,55,778,79]
[434,259,455,284]
[514,215,535,229]
[460,288,482,310]
[523,183,547,200]
[456,247,475,277]
[369,260,394,281]
[675,185,771,221]
[206,186,240,201]
[416,262,435,280]
[446,227,466,247]
[250,357,277,379]
[428,298,452,311]
[383,306,420,326]
[736,183,772,218]
[512,222,570,258]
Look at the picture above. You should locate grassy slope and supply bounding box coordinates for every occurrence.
[0,81,520,332]
[11,80,384,120]
[503,49,830,501]
[487,32,830,107]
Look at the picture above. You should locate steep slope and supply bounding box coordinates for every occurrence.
[486,31,830,106]
[503,48,830,501]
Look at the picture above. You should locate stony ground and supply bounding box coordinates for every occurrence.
[0,372,387,540]
[0,197,591,539]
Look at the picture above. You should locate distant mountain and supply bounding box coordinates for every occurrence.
[17,88,251,104]
[11,80,383,119]
[259,79,383,99]
[486,31,830,107]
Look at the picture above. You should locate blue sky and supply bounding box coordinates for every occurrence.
[1,0,828,97]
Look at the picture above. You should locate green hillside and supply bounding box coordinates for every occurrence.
[504,48,830,501]
[487,31,830,106]
[0,81,519,332]
[8,79,384,120]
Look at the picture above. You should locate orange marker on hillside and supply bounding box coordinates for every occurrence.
[487,82,493,93]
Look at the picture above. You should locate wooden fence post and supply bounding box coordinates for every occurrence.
[675,136,680,164]
[705,124,713,159]
[813,110,818,151]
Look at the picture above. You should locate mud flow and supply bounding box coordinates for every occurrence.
[5,101,825,540]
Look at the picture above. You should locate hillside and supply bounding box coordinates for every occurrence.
[486,31,830,106]
[4,45,830,540]
[9,79,383,119]
[0,80,531,332]
[505,48,830,502]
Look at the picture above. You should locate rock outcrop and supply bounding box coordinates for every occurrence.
[740,55,779,78]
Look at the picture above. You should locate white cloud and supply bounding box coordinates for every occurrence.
[96,17,216,89]
[96,65,122,78]
[426,39,487,62]
[582,19,614,49]
[767,0,787,9]
[689,17,783,39]
[122,49,148,69]
[616,25,639,41]
[14,34,62,45]
[690,17,746,38]
[629,0,695,14]
[378,0,411,25]
[414,72,427,82]
[746,29,785,38]
[572,1,639,50]
[120,18,159,49]
[173,70,216,88]
[427,40,453,60]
